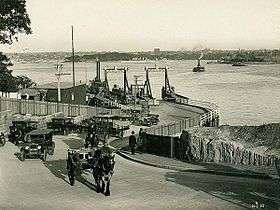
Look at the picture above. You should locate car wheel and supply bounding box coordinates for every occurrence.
[0,140,5,147]
[42,150,47,162]
[69,175,75,186]
[49,142,55,155]
[20,150,25,161]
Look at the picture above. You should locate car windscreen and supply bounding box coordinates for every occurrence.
[53,119,64,123]
[30,134,45,142]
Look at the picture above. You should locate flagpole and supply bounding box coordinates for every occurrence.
[71,25,75,87]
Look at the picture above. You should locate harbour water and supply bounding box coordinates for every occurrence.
[10,60,280,126]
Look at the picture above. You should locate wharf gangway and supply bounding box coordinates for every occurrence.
[92,94,142,112]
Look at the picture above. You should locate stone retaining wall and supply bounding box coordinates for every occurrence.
[0,110,13,134]
[180,126,280,172]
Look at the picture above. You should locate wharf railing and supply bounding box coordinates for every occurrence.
[141,93,220,137]
[172,93,220,127]
[143,117,201,136]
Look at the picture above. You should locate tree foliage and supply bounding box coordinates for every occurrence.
[15,75,36,89]
[0,0,33,93]
[0,52,17,92]
[0,0,31,45]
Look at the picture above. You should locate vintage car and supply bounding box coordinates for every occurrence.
[18,129,55,161]
[91,115,128,138]
[47,117,77,135]
[8,120,38,145]
[136,114,160,127]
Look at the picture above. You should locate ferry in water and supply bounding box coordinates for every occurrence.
[193,53,205,72]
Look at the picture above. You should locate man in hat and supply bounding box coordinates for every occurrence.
[129,131,137,155]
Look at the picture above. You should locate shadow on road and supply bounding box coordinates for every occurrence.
[44,159,97,192]
[62,137,84,149]
[165,171,280,210]
[180,160,273,177]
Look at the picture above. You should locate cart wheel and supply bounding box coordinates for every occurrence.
[0,140,5,147]
[20,150,25,161]
[15,140,19,146]
[69,174,75,186]
[42,150,47,162]
[48,142,55,155]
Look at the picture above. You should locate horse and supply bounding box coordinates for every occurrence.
[91,149,115,196]
[91,149,103,193]
[66,153,77,186]
[99,153,115,196]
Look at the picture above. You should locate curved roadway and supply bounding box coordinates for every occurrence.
[0,134,279,210]
[150,100,205,124]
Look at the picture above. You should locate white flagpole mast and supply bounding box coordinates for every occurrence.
[55,63,70,102]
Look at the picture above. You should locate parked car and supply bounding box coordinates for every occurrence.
[8,120,38,145]
[137,114,160,127]
[47,117,77,135]
[18,129,55,161]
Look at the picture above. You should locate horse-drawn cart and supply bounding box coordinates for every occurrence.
[66,145,115,196]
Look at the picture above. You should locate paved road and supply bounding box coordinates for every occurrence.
[150,101,204,124]
[0,135,279,210]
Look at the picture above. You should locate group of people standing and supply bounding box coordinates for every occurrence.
[128,128,145,155]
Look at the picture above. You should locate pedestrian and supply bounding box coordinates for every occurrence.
[129,131,137,155]
[137,128,146,151]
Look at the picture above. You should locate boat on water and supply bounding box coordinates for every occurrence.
[232,62,246,67]
[193,66,205,72]
[193,53,205,72]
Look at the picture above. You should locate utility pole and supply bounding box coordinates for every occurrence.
[71,25,75,87]
[133,75,141,106]
[55,63,70,102]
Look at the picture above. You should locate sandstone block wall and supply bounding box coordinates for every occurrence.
[0,111,13,134]
[180,126,280,169]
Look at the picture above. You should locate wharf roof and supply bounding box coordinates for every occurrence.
[36,82,86,90]
[18,88,41,96]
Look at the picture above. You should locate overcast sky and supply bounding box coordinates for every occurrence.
[1,0,280,52]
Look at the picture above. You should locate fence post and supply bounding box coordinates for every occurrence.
[56,102,59,113]
[19,99,22,115]
[68,103,70,117]
[46,101,49,115]
[170,137,174,158]
[33,100,36,115]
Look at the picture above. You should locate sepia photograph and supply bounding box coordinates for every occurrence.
[0,0,279,209]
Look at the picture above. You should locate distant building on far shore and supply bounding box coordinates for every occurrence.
[154,48,160,55]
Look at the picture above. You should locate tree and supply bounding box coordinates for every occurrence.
[0,0,32,45]
[15,75,36,89]
[0,0,32,93]
[0,52,17,92]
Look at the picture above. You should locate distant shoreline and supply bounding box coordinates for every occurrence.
[11,59,280,65]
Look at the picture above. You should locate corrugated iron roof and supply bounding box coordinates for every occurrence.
[18,88,41,96]
[36,82,86,90]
